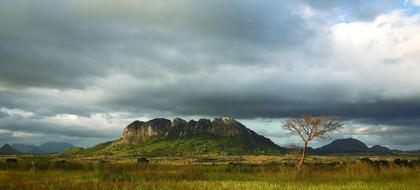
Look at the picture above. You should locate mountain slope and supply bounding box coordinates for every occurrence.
[370,145,391,153]
[36,142,74,153]
[67,117,285,156]
[0,144,20,155]
[11,144,38,153]
[12,142,74,154]
[315,138,392,154]
[315,138,370,154]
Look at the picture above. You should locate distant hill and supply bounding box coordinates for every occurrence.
[370,145,391,153]
[314,138,392,154]
[315,138,369,154]
[65,117,285,156]
[11,142,74,154]
[11,144,37,153]
[0,144,20,155]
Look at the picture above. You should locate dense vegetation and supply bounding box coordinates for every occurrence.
[1,155,419,190]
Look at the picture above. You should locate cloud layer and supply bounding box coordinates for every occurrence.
[0,0,419,149]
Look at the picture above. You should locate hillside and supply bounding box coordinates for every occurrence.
[65,117,285,156]
[370,145,391,153]
[315,138,392,154]
[12,142,74,154]
[0,144,20,155]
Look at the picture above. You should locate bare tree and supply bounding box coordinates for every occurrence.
[283,114,343,176]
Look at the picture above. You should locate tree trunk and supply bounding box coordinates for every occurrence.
[296,141,308,177]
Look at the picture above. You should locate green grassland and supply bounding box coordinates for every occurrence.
[1,155,419,190]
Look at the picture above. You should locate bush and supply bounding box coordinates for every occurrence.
[359,158,389,170]
[394,158,413,167]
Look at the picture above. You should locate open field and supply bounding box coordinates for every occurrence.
[1,155,419,190]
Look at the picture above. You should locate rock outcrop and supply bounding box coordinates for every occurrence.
[120,118,172,144]
[119,117,268,145]
[66,117,285,156]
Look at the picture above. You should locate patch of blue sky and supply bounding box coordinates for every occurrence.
[336,0,419,23]
[397,0,420,15]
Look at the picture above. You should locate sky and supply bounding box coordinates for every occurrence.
[0,0,420,150]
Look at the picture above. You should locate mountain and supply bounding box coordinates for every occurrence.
[315,138,370,154]
[37,142,74,153]
[370,145,391,153]
[11,144,38,153]
[66,117,285,156]
[11,142,74,154]
[285,146,315,153]
[0,144,20,155]
[315,138,392,154]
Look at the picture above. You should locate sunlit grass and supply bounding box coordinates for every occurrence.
[0,156,419,190]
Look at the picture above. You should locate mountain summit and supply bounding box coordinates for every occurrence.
[119,117,266,144]
[68,117,284,156]
[316,138,369,154]
[0,144,20,155]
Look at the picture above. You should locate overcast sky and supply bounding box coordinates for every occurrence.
[1,0,420,150]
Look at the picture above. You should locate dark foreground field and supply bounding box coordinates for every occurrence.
[1,155,419,190]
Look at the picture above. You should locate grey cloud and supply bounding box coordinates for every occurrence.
[329,123,420,148]
[0,132,14,144]
[101,76,420,120]
[353,117,420,127]
[377,134,420,146]
[0,130,114,147]
[0,0,312,89]
[0,118,118,138]
[0,110,9,118]
[302,0,394,21]
[346,125,420,136]
[255,129,290,139]
[0,90,100,117]
[353,134,420,148]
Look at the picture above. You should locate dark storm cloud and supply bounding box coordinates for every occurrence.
[0,0,312,89]
[0,1,116,89]
[101,76,420,121]
[0,0,314,117]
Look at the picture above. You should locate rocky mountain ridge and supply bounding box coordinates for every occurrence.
[66,117,285,156]
[118,117,261,144]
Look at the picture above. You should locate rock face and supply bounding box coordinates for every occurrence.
[120,118,172,144]
[119,117,268,145]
